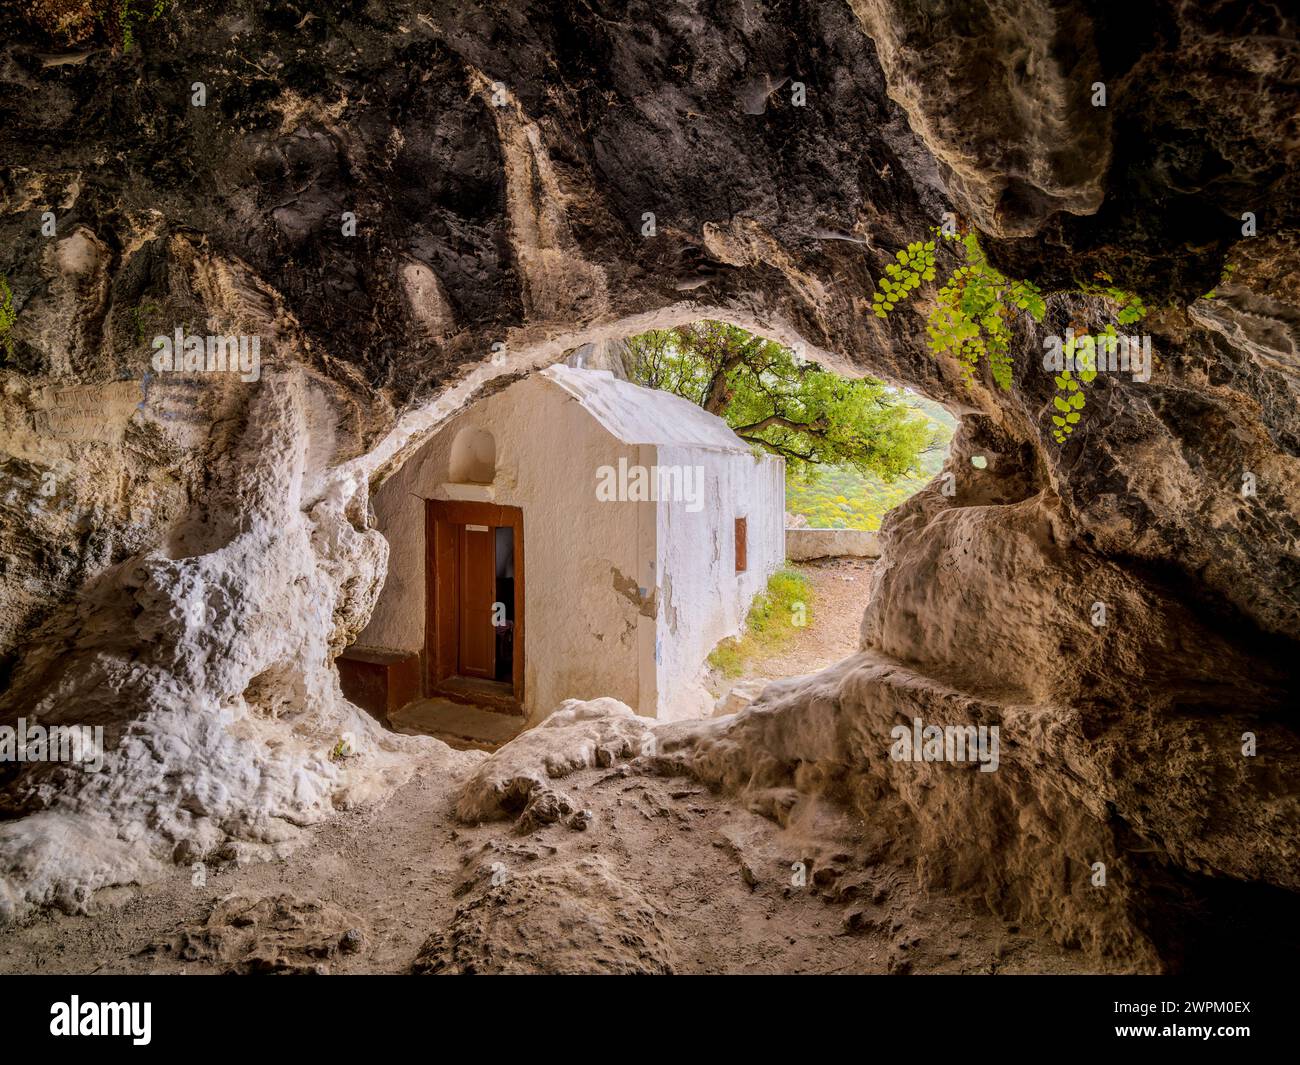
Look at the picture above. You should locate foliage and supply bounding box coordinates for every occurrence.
[1202,262,1237,300]
[930,232,1047,388]
[0,277,14,358]
[786,397,955,529]
[872,229,1156,444]
[626,321,940,479]
[130,301,161,344]
[101,0,169,51]
[1083,272,1146,324]
[1048,293,1148,444]
[874,229,1046,389]
[1048,338,1098,444]
[707,568,812,678]
[871,240,936,317]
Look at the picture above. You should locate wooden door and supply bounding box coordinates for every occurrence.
[425,500,525,711]
[457,524,496,678]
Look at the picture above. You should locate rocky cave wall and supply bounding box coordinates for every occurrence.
[0,0,1297,967]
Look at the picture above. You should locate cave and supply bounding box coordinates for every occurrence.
[0,0,1298,1013]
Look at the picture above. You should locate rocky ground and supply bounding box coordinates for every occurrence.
[5,555,1114,978]
[0,725,1107,975]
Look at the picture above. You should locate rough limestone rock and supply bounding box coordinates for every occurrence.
[412,855,675,975]
[0,2,1298,969]
[713,678,770,718]
[147,893,367,975]
[849,0,1112,238]
[0,361,479,921]
[455,698,651,824]
[851,0,1300,295]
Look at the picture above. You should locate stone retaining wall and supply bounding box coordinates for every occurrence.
[785,527,881,560]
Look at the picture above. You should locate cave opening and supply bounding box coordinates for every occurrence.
[338,318,954,748]
[616,320,956,705]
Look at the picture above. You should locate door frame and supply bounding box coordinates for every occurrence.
[425,499,525,712]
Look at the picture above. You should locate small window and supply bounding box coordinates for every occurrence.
[734,516,747,572]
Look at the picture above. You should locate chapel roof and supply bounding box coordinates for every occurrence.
[540,365,756,453]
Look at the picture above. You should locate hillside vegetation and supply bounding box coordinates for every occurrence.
[786,396,955,529]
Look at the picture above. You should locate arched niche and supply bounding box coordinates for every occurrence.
[448,425,496,484]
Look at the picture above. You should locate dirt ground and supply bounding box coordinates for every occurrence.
[0,755,1106,975]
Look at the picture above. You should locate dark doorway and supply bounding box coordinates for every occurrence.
[494,526,515,683]
[425,500,524,712]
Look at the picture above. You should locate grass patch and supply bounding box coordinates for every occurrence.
[707,568,813,678]
[0,277,15,357]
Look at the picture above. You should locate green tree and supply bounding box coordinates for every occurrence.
[625,321,939,479]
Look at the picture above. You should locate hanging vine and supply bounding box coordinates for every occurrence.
[871,229,1154,444]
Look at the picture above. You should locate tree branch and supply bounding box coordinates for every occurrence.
[737,433,819,462]
[732,414,829,436]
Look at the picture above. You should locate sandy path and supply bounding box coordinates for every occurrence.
[708,558,875,696]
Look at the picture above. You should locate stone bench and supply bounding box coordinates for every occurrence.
[336,647,421,724]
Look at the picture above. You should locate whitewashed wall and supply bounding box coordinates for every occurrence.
[785,527,882,559]
[652,443,785,720]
